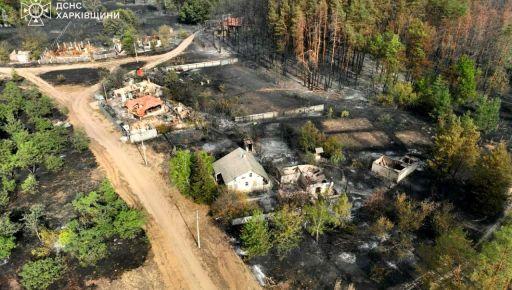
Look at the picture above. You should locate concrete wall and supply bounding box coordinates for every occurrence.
[234,104,325,123]
[165,58,239,72]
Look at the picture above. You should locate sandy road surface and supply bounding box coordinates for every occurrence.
[0,35,260,290]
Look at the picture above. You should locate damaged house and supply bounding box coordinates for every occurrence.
[9,50,31,64]
[113,79,163,103]
[278,165,334,200]
[213,148,271,193]
[125,95,167,118]
[371,155,419,183]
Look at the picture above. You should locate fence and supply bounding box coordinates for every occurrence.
[234,104,325,123]
[164,58,238,72]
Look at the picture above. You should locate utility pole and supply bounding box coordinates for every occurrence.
[102,82,108,101]
[196,210,201,248]
[141,139,148,166]
[134,42,139,63]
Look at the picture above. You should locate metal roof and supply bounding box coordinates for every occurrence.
[213,147,269,183]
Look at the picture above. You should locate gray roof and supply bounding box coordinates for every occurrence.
[213,147,269,183]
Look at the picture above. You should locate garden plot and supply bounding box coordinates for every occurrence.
[200,64,321,115]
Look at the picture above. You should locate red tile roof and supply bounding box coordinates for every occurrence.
[125,95,163,118]
[223,17,242,27]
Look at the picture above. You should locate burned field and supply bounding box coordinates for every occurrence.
[39,68,109,86]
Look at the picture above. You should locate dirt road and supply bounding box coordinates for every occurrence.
[0,36,260,290]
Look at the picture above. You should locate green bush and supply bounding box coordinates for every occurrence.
[19,257,65,290]
[178,0,212,24]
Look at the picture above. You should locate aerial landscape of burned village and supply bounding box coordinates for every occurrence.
[1,0,512,289]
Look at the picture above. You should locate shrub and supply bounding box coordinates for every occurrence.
[211,189,254,223]
[370,216,394,240]
[21,174,38,194]
[20,258,65,290]
[71,129,90,152]
[56,74,66,84]
[0,236,16,260]
[340,110,350,118]
[390,81,418,107]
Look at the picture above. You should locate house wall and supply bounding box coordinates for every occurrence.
[226,170,270,193]
[371,161,399,181]
[396,163,419,183]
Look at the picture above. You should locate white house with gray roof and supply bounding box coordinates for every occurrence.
[213,147,271,193]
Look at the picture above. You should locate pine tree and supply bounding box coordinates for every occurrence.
[471,223,512,289]
[429,113,480,180]
[189,151,217,204]
[272,205,303,258]
[470,142,512,216]
[241,210,271,258]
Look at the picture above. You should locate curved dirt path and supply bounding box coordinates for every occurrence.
[0,37,260,290]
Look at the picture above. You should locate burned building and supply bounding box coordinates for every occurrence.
[371,155,419,183]
[278,164,334,200]
[125,95,167,118]
[113,79,163,103]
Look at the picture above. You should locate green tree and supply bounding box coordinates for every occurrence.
[0,41,11,63]
[389,81,419,108]
[304,200,336,241]
[121,28,137,55]
[178,0,212,24]
[70,129,90,152]
[157,25,173,46]
[22,204,44,241]
[272,205,303,257]
[299,121,324,152]
[103,9,137,36]
[19,257,66,290]
[323,136,344,165]
[395,193,435,234]
[44,155,63,172]
[429,114,480,180]
[113,209,145,239]
[189,151,217,203]
[18,28,48,60]
[241,210,272,258]
[0,235,15,260]
[21,173,38,194]
[471,222,512,289]
[474,95,500,134]
[333,193,352,227]
[169,149,192,194]
[432,202,457,235]
[0,213,19,237]
[453,54,478,105]
[470,142,512,216]
[417,227,475,289]
[417,76,453,119]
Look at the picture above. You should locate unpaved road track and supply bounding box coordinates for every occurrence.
[0,35,260,290]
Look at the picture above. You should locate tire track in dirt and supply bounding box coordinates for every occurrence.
[0,63,260,289]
